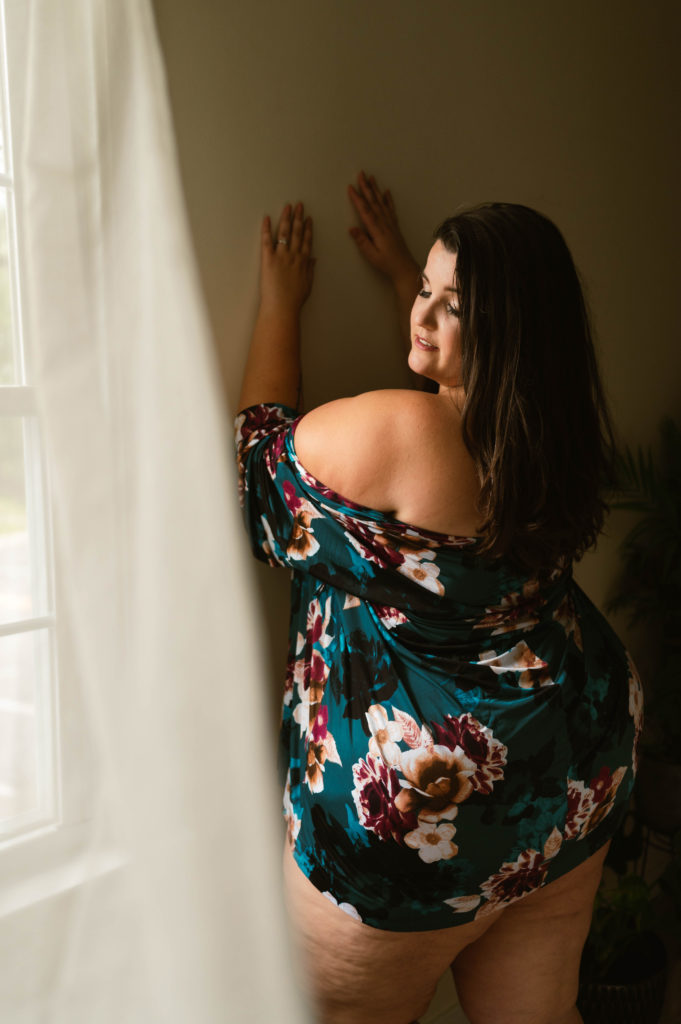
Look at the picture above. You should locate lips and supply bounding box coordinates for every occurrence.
[414,336,437,351]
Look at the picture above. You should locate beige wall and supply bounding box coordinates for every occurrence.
[152,0,681,664]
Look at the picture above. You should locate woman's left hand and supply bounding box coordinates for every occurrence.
[260,202,315,316]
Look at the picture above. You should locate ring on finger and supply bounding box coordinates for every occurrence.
[277,237,288,245]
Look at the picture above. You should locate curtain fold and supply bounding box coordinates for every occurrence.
[8,1,307,1020]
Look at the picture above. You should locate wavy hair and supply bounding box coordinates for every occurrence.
[434,203,616,572]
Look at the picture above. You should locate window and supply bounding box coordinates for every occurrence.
[0,0,60,846]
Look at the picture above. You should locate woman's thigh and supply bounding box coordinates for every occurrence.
[282,841,503,1024]
[450,843,609,1024]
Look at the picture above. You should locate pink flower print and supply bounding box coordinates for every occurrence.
[404,821,458,863]
[351,754,418,844]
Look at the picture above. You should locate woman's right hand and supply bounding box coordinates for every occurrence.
[348,171,419,284]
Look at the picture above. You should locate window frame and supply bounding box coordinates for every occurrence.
[0,0,110,912]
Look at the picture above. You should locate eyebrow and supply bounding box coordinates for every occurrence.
[421,270,458,294]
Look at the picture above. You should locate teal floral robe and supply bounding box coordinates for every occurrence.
[235,402,641,931]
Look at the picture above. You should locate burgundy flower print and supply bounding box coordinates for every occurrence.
[445,827,563,918]
[352,705,508,853]
[291,595,341,793]
[351,753,418,844]
[373,603,408,630]
[563,766,628,841]
[335,512,405,571]
[430,713,508,796]
[282,480,324,560]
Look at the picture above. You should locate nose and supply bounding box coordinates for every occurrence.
[414,299,437,329]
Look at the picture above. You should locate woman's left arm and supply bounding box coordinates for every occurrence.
[238,202,314,412]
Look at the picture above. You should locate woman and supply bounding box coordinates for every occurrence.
[235,173,642,1024]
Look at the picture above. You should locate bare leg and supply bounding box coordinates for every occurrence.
[282,841,502,1024]
[450,844,609,1024]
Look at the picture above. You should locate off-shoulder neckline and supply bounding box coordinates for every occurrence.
[287,416,483,549]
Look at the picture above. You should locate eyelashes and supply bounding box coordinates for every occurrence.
[418,289,460,318]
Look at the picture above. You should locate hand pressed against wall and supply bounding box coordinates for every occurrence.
[348,170,418,284]
[260,202,315,316]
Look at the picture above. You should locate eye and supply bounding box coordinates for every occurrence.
[418,289,431,299]
[446,303,460,317]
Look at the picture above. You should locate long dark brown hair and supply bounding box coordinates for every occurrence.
[435,203,616,572]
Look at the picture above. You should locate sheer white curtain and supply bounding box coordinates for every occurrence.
[3,1,306,1020]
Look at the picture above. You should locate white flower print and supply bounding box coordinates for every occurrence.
[307,595,334,649]
[283,779,301,846]
[397,744,475,822]
[477,641,554,688]
[398,547,444,596]
[366,704,404,767]
[405,821,458,863]
[322,892,363,921]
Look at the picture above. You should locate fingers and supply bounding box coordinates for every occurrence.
[276,203,292,246]
[269,202,312,256]
[348,224,378,260]
[348,170,397,236]
[348,182,378,234]
[301,214,313,256]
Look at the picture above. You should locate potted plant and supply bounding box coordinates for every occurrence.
[607,416,681,834]
[578,817,669,1024]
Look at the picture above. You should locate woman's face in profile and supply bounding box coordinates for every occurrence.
[408,241,462,389]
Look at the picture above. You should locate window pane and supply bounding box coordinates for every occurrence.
[0,415,48,623]
[0,629,51,825]
[0,189,16,384]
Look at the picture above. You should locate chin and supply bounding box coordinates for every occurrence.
[408,349,429,375]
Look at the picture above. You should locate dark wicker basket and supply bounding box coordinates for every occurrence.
[578,964,667,1024]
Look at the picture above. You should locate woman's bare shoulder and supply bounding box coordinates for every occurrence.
[292,389,431,512]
